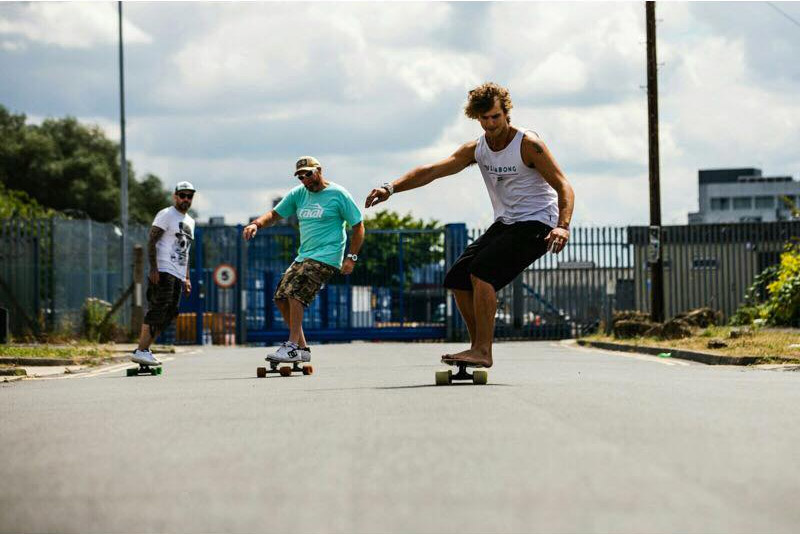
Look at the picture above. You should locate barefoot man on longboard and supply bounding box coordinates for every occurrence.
[365,82,575,368]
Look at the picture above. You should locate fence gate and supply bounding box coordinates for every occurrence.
[171,224,245,345]
[244,226,448,343]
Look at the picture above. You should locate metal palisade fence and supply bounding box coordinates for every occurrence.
[0,218,149,338]
[453,225,634,340]
[1,217,797,342]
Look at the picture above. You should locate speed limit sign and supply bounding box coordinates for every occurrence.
[213,263,237,288]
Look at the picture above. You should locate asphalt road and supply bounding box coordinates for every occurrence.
[2,341,800,534]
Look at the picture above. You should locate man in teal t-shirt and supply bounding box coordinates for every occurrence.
[243,156,365,364]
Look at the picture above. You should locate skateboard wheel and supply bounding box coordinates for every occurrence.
[126,368,136,377]
[256,367,267,378]
[279,366,292,377]
[435,370,452,386]
[472,370,488,385]
[302,365,314,376]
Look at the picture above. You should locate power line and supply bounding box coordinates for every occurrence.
[767,2,800,29]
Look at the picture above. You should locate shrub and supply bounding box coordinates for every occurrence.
[731,243,800,327]
[82,298,117,342]
[762,243,800,326]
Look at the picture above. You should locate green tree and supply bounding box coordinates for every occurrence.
[345,209,444,287]
[0,104,174,223]
[0,181,58,219]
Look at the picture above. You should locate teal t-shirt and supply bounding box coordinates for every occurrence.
[274,182,363,269]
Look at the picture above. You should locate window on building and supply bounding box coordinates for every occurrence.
[739,216,762,222]
[754,196,774,209]
[710,197,730,210]
[732,197,752,210]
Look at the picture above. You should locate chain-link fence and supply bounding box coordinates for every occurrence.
[0,218,148,338]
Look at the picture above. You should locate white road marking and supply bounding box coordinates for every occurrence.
[566,342,691,366]
[46,357,176,380]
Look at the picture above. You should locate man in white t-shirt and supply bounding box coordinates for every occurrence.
[365,82,575,369]
[131,181,197,366]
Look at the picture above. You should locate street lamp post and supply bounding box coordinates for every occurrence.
[118,2,129,299]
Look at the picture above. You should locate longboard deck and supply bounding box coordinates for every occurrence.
[126,364,163,377]
[257,362,313,378]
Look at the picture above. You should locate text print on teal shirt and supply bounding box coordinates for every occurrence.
[273,182,363,269]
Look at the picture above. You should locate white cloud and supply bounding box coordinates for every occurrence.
[3,1,799,228]
[0,2,151,49]
[1,40,25,52]
[515,52,589,97]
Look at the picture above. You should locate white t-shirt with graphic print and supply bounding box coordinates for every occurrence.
[152,206,195,280]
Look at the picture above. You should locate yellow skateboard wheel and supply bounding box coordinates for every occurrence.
[435,370,452,386]
[472,370,488,385]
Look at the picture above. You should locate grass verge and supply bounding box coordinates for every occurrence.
[582,326,800,361]
[0,345,114,360]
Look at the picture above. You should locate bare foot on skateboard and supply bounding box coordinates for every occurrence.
[441,347,492,368]
[441,348,474,364]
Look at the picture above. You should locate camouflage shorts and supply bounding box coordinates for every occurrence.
[144,272,183,331]
[274,259,338,307]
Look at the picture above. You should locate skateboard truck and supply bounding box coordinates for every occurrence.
[435,360,488,386]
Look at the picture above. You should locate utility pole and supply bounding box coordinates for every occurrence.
[646,1,665,323]
[118,2,129,298]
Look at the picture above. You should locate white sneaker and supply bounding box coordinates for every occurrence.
[266,342,302,363]
[299,347,311,362]
[131,349,161,366]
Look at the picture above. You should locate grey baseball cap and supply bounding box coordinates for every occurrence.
[174,181,196,193]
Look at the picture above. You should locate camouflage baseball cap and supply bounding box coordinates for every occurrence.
[294,156,321,175]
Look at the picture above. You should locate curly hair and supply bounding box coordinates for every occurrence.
[464,82,513,121]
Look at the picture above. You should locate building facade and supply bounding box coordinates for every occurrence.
[688,168,800,224]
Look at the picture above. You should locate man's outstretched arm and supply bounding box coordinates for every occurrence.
[242,210,284,240]
[365,141,477,208]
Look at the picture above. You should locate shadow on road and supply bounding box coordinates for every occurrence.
[374,383,513,390]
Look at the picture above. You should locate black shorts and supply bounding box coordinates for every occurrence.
[144,272,183,331]
[443,220,551,292]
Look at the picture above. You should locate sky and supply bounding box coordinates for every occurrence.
[1,1,798,229]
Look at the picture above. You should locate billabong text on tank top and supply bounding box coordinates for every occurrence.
[483,164,518,174]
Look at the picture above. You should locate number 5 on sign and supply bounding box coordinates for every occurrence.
[213,263,237,288]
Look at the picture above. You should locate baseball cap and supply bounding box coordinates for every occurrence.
[174,181,196,193]
[294,156,321,175]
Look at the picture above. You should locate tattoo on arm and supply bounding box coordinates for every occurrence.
[531,141,544,155]
[148,226,164,272]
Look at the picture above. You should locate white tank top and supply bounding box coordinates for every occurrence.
[475,129,559,226]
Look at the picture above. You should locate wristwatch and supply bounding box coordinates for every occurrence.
[346,253,358,262]
[381,182,394,195]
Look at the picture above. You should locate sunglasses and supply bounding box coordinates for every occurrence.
[177,192,194,200]
[296,170,315,180]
